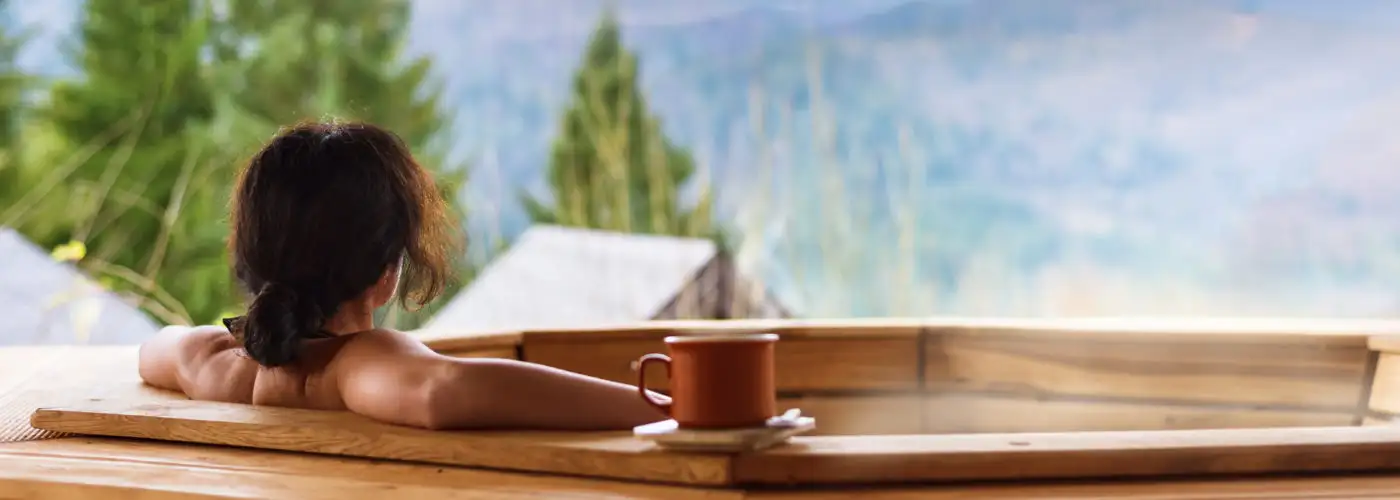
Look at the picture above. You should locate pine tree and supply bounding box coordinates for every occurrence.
[209,0,451,158]
[522,12,715,239]
[35,0,228,326]
[0,0,28,202]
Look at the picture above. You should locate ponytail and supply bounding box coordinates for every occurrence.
[238,282,330,367]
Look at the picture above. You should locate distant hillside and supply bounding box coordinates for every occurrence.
[16,0,1400,316]
[434,0,1400,317]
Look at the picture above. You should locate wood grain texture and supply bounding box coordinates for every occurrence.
[734,426,1400,485]
[0,346,183,444]
[525,339,670,390]
[783,393,1352,435]
[1368,352,1400,416]
[745,474,1400,499]
[924,392,1354,433]
[1369,335,1400,353]
[1363,416,1396,426]
[518,321,923,342]
[427,317,1400,342]
[13,438,1400,499]
[926,328,1370,408]
[776,396,923,435]
[523,337,919,392]
[0,437,738,500]
[32,398,1400,489]
[28,399,732,486]
[415,330,522,354]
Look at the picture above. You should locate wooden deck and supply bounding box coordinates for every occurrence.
[9,319,1400,498]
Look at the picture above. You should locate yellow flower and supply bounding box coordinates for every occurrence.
[50,240,88,262]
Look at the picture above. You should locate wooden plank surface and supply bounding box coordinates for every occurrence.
[457,317,1400,340]
[782,393,1352,435]
[924,392,1355,433]
[518,322,923,341]
[0,437,738,500]
[734,426,1400,485]
[33,397,1400,489]
[523,336,920,392]
[0,346,184,445]
[415,330,522,354]
[29,398,732,486]
[1368,352,1400,416]
[777,395,923,435]
[927,329,1370,408]
[746,474,1400,499]
[12,438,1400,500]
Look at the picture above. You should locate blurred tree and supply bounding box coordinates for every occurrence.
[521,12,717,240]
[4,0,476,332]
[209,0,471,329]
[0,0,27,203]
[21,0,229,326]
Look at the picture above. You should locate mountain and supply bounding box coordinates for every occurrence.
[430,0,1400,317]
[15,0,1400,317]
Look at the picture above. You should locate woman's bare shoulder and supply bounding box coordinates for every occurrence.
[337,328,437,357]
[138,324,251,399]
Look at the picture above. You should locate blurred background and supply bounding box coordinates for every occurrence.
[5,0,1400,344]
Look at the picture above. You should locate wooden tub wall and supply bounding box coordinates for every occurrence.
[1365,335,1400,425]
[418,320,1382,435]
[24,319,1400,494]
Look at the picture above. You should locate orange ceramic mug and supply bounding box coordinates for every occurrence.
[635,333,779,429]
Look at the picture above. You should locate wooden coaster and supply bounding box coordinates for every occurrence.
[634,413,816,453]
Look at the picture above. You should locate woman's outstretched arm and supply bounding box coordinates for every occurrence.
[334,329,669,430]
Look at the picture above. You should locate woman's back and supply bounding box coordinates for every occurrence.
[140,325,349,411]
[141,321,670,430]
[135,121,667,429]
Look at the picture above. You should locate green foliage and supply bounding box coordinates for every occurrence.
[27,0,224,325]
[522,12,717,240]
[0,0,29,204]
[2,0,468,330]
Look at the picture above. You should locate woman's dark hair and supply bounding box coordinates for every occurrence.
[227,121,459,367]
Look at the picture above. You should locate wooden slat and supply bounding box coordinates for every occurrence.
[733,426,1400,485]
[13,438,1400,500]
[921,318,1399,339]
[0,438,736,500]
[472,318,1400,341]
[1369,335,1400,353]
[775,337,918,391]
[0,347,178,445]
[1368,352,1400,415]
[415,330,522,354]
[746,474,1400,499]
[926,328,1370,408]
[29,399,732,487]
[525,339,670,390]
[924,392,1354,434]
[519,322,924,342]
[1363,416,1396,426]
[524,337,919,392]
[777,396,923,435]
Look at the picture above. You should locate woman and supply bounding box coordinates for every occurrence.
[138,121,666,430]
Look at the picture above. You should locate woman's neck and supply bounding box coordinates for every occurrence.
[322,302,376,336]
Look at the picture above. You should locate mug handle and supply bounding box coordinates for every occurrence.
[635,353,673,414]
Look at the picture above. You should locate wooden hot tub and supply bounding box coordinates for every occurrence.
[8,318,1400,498]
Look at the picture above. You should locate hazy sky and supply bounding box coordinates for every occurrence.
[15,0,1400,75]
